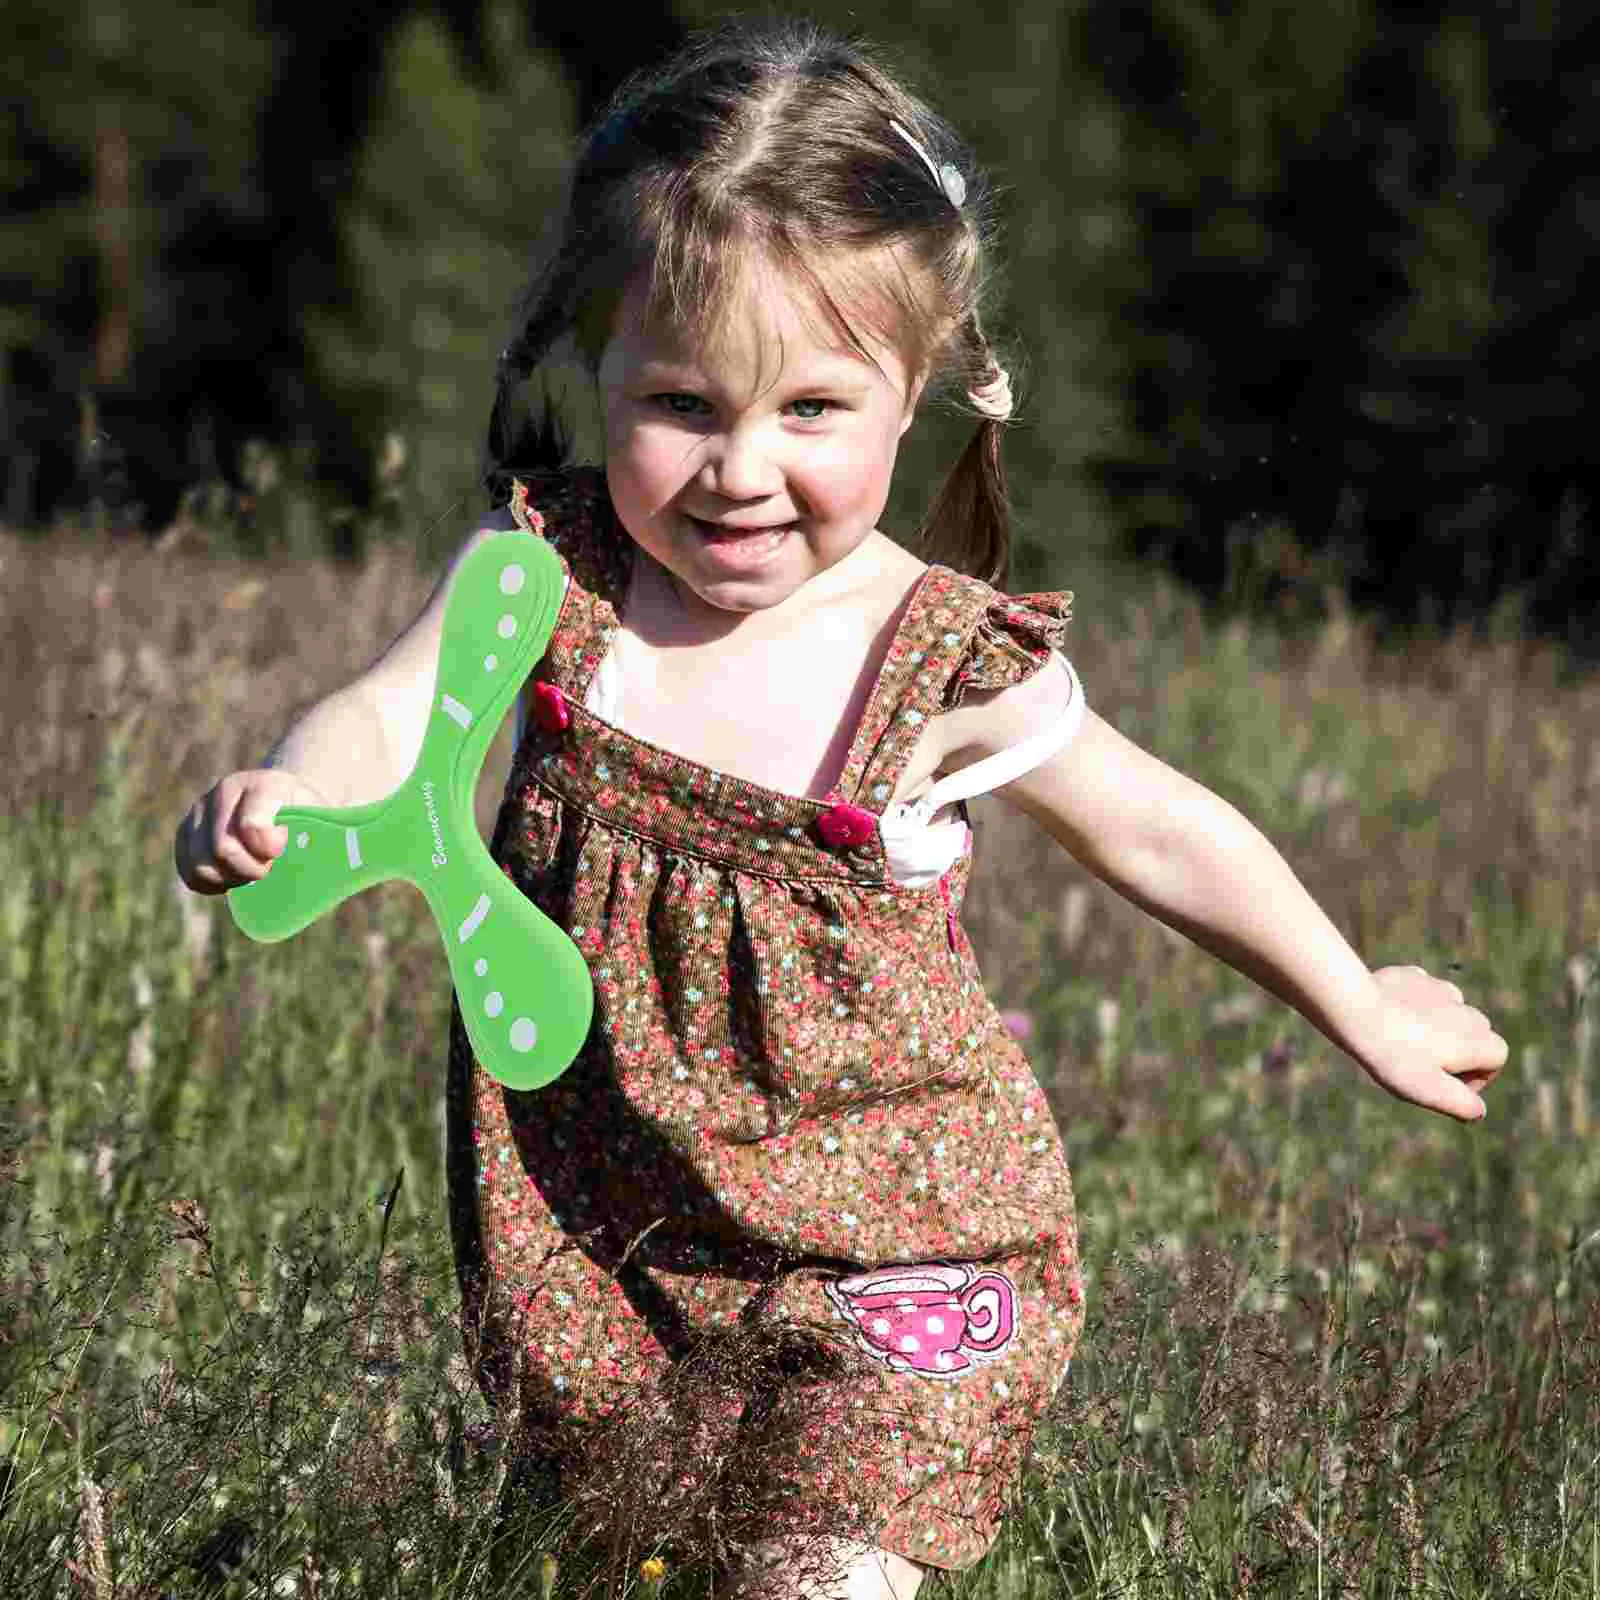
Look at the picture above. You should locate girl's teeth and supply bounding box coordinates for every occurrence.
[698,521,789,541]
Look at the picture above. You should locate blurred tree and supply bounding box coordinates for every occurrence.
[0,0,684,553]
[308,1,580,570]
[0,93,91,530]
[1080,0,1599,645]
[1,0,274,531]
[9,0,1590,638]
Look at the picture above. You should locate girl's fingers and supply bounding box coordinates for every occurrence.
[239,811,287,857]
[1446,1027,1508,1087]
[1365,970,1506,1120]
[1437,1003,1492,1037]
[1440,1084,1487,1122]
[210,795,275,881]
[1398,1015,1506,1105]
[1441,1059,1493,1117]
[1387,1058,1486,1122]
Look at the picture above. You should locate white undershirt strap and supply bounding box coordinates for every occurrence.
[876,650,1086,888]
[586,642,621,724]
[893,651,1085,823]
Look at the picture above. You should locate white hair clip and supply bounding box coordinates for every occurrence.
[889,119,967,209]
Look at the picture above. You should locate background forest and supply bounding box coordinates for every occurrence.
[8,4,1600,1598]
[4,0,1597,638]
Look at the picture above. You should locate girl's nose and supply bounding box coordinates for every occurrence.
[699,423,782,501]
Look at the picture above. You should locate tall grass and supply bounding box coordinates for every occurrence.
[5,517,1600,1594]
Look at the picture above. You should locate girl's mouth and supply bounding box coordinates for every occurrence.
[687,517,794,558]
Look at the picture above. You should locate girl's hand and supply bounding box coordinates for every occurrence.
[1348,965,1507,1122]
[174,769,331,895]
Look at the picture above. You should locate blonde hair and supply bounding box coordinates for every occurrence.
[486,16,1016,585]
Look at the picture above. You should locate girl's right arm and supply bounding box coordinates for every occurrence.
[173,512,520,896]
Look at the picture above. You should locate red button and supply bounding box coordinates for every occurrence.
[531,682,569,733]
[817,802,876,849]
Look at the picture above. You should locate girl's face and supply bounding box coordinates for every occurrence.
[598,261,923,626]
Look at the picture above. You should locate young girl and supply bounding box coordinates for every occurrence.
[175,17,1506,1596]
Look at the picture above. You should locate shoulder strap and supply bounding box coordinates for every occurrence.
[508,469,630,710]
[894,652,1085,820]
[835,566,998,809]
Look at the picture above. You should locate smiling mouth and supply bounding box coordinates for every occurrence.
[687,516,795,543]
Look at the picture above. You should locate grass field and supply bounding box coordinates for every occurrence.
[5,518,1600,1596]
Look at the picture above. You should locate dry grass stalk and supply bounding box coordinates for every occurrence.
[1395,1471,1425,1590]
[69,1474,113,1600]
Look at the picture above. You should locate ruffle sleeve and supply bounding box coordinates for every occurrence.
[506,468,632,602]
[941,589,1074,711]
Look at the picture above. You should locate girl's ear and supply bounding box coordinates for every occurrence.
[899,370,930,436]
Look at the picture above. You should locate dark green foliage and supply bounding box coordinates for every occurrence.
[1083,0,1600,646]
[0,0,683,552]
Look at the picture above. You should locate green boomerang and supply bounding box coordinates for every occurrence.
[227,531,593,1090]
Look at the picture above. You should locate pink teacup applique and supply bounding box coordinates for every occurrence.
[825,1261,1019,1379]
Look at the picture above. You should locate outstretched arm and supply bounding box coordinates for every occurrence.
[943,664,1506,1121]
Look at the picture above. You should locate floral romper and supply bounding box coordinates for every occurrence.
[444,468,1086,1571]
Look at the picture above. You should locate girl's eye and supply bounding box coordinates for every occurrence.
[647,393,836,420]
[652,393,710,417]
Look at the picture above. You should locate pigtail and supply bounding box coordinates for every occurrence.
[481,273,582,507]
[916,317,1014,587]
[917,417,1010,589]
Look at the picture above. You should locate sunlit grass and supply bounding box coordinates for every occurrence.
[6,517,1600,1594]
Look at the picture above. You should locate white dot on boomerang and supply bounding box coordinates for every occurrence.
[475,958,488,976]
[484,654,498,671]
[499,564,526,595]
[497,613,517,638]
[510,1018,538,1053]
[296,832,309,849]
[458,894,491,942]
[484,991,504,1018]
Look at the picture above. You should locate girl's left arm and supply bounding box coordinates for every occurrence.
[955,667,1507,1121]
